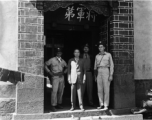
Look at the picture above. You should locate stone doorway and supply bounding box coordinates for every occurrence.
[43,1,111,112]
[7,0,134,117]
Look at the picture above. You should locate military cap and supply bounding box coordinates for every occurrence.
[55,47,62,53]
[84,43,89,48]
[98,41,106,47]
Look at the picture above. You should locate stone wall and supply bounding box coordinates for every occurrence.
[134,1,152,80]
[18,0,44,114]
[134,1,152,107]
[110,0,134,109]
[0,82,16,114]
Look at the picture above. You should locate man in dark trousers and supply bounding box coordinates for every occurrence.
[81,44,94,106]
[94,41,114,110]
[45,47,67,112]
[68,49,86,112]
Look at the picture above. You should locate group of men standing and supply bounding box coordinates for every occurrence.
[45,41,114,112]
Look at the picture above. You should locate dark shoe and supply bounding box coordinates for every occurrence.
[56,104,63,109]
[70,107,75,111]
[97,106,104,110]
[51,106,56,112]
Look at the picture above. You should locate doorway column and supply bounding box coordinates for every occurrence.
[110,0,134,109]
[18,0,44,114]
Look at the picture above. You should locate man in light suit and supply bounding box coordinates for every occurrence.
[68,49,86,112]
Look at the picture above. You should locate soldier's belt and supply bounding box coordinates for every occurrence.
[97,66,109,69]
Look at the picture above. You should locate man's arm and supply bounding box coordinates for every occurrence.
[67,59,71,84]
[94,56,97,75]
[94,56,97,82]
[109,53,114,76]
[44,59,54,76]
[82,59,86,83]
[90,55,94,71]
[109,53,114,81]
[63,60,68,74]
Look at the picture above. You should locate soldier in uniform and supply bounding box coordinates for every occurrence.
[68,49,86,112]
[94,41,114,110]
[45,47,67,112]
[81,44,94,106]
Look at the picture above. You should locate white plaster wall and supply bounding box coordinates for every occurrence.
[0,0,18,71]
[134,1,152,79]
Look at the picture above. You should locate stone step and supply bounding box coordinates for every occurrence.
[0,81,16,114]
[14,109,106,120]
[14,109,142,120]
[14,114,143,120]
[0,113,13,120]
[0,81,16,98]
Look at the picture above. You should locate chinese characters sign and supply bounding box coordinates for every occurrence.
[65,5,97,22]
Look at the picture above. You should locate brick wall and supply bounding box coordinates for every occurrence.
[18,0,44,114]
[100,19,109,52]
[110,0,135,109]
[18,1,44,75]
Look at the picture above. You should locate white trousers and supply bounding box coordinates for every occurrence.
[97,67,110,107]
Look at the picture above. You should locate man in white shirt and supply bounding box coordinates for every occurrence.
[94,41,114,110]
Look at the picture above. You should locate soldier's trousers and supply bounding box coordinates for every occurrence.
[71,80,83,108]
[97,67,110,107]
[51,76,64,106]
[82,71,93,104]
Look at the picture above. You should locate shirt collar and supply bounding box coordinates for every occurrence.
[74,58,79,63]
[56,57,62,61]
[83,53,88,57]
[98,52,106,55]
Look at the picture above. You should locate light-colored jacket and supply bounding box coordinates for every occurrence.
[68,58,85,84]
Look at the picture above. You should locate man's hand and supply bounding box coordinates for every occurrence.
[83,79,86,84]
[94,76,97,82]
[48,71,53,76]
[109,75,113,81]
[83,74,86,84]
[68,79,71,84]
[46,77,52,88]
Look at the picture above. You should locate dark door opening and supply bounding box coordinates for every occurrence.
[43,1,112,112]
[44,29,99,110]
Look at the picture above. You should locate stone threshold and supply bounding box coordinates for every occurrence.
[13,108,140,120]
[14,114,143,120]
[50,114,143,120]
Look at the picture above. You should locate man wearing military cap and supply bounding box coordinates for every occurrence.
[94,41,114,110]
[45,47,67,112]
[81,44,94,107]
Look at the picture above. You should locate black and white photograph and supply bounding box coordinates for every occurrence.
[0,0,151,120]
